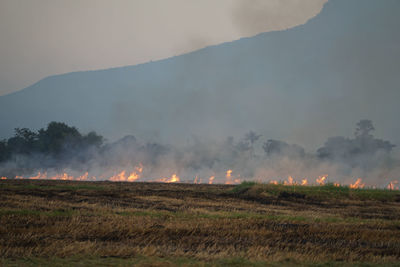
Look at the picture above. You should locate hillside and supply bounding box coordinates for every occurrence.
[1,0,399,148]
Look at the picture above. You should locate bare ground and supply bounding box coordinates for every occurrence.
[0,179,400,266]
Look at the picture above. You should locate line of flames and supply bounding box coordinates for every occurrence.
[1,166,399,190]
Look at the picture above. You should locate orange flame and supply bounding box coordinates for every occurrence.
[284,176,294,185]
[29,172,47,180]
[387,181,399,190]
[76,172,89,181]
[109,171,126,182]
[193,176,203,184]
[225,169,234,184]
[54,173,74,180]
[135,163,144,173]
[349,178,365,189]
[108,164,143,182]
[109,170,141,182]
[6,167,399,190]
[168,174,180,183]
[127,172,140,182]
[316,175,327,185]
[157,174,180,183]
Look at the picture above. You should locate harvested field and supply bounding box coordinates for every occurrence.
[1,179,400,266]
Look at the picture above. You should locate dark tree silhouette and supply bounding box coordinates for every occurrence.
[263,139,305,158]
[7,128,38,154]
[317,120,395,169]
[244,131,262,146]
[355,120,375,139]
[0,140,10,162]
[37,122,82,154]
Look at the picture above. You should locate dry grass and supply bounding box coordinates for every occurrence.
[0,179,400,266]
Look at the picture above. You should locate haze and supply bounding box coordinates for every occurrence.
[0,0,327,95]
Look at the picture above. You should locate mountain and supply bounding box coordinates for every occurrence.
[1,0,399,149]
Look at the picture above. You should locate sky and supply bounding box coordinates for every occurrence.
[0,0,327,96]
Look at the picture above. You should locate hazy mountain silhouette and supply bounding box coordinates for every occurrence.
[1,0,399,149]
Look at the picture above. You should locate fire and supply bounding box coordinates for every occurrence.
[157,174,180,183]
[316,175,327,185]
[387,181,399,190]
[135,163,143,173]
[53,173,74,180]
[224,169,241,185]
[15,172,47,180]
[284,176,294,185]
[31,172,47,180]
[108,164,143,182]
[4,166,399,189]
[77,172,89,181]
[127,172,140,182]
[109,171,126,182]
[283,177,308,186]
[349,178,365,189]
[194,176,203,184]
[109,170,141,182]
[225,169,234,184]
[168,174,180,183]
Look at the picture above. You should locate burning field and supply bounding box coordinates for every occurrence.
[2,168,399,191]
[1,179,400,266]
[1,121,400,265]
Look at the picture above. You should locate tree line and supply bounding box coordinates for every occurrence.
[0,122,103,163]
[0,120,396,176]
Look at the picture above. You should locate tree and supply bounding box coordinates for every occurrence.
[244,131,262,157]
[82,131,104,148]
[317,120,395,170]
[244,131,262,146]
[37,122,82,154]
[7,128,38,154]
[355,120,375,139]
[263,139,305,158]
[0,139,10,162]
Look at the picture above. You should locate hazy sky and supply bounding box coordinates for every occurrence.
[0,0,327,96]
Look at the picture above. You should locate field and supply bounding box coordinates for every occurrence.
[1,180,400,266]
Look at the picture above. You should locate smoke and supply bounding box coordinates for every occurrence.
[232,0,328,35]
[0,120,398,187]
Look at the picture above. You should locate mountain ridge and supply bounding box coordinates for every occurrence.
[1,0,399,150]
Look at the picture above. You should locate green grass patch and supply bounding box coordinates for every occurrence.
[232,182,400,202]
[231,181,258,193]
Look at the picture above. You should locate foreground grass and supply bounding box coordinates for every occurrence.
[232,181,400,202]
[0,179,399,266]
[3,256,399,267]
